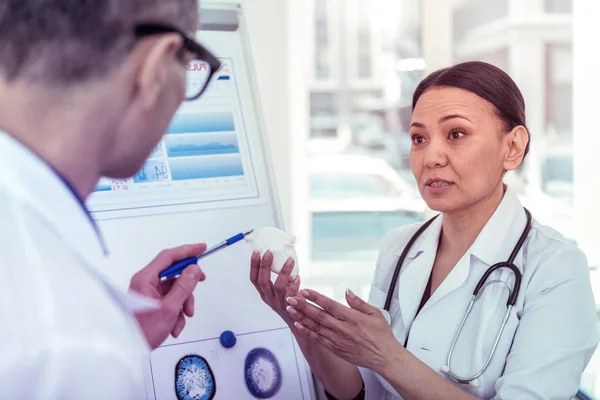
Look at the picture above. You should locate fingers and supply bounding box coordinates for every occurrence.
[298,289,350,321]
[286,304,338,342]
[183,293,195,318]
[295,321,337,349]
[160,278,177,297]
[345,289,377,315]
[273,258,295,298]
[163,264,205,312]
[285,275,301,298]
[250,251,260,288]
[257,251,275,300]
[171,313,186,338]
[285,295,343,331]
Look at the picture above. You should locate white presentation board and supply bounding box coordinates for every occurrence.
[88,4,316,399]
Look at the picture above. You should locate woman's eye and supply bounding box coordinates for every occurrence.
[411,135,425,144]
[449,129,465,140]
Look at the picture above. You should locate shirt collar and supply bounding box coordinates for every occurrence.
[395,186,528,267]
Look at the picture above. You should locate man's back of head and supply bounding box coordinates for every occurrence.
[0,0,201,197]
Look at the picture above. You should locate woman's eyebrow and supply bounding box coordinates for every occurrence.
[439,114,473,124]
[410,114,473,129]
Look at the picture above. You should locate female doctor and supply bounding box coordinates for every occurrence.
[250,61,600,399]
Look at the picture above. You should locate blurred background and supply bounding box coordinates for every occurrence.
[303,0,579,302]
[234,0,600,397]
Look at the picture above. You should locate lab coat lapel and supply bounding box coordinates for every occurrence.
[0,133,105,268]
[424,252,471,311]
[0,132,158,313]
[422,187,528,312]
[466,189,528,352]
[395,216,442,334]
[470,188,528,269]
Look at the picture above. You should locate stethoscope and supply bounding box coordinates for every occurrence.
[384,207,533,387]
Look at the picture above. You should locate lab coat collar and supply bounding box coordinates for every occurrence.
[393,186,527,267]
[49,159,108,255]
[0,132,159,313]
[469,187,528,269]
[393,214,443,260]
[0,132,107,268]
[428,187,528,308]
[394,215,442,336]
[393,186,527,325]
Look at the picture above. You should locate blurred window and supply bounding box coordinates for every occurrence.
[545,0,573,13]
[303,0,600,397]
[311,211,423,261]
[453,0,508,42]
[311,92,336,117]
[356,0,372,79]
[310,173,402,198]
[546,43,573,136]
[315,0,332,79]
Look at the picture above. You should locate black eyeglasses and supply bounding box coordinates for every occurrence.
[134,23,222,101]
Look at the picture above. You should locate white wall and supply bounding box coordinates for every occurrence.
[203,0,310,264]
[203,1,324,396]
[422,0,453,74]
[573,0,600,268]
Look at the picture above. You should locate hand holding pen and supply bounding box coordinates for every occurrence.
[125,230,254,349]
[129,243,208,349]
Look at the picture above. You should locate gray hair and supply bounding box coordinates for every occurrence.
[0,0,199,85]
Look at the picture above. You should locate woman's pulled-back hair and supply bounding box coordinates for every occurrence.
[412,61,530,158]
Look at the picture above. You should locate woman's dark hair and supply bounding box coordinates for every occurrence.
[412,61,530,158]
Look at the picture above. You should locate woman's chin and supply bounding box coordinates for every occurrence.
[423,197,459,214]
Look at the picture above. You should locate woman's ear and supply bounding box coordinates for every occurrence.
[503,125,529,171]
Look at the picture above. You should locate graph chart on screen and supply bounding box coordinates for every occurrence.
[87,58,261,217]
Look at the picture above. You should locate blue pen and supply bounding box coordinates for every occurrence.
[159,230,254,280]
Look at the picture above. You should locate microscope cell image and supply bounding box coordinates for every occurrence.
[175,355,216,400]
[244,347,282,398]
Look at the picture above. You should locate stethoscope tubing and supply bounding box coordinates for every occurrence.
[384,208,533,385]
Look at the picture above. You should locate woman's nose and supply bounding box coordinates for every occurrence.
[423,139,448,168]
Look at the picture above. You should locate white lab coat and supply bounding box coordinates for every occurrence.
[0,132,158,399]
[359,186,600,399]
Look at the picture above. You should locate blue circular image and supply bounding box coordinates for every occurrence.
[244,347,283,398]
[175,355,216,400]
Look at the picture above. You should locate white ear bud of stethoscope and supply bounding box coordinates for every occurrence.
[440,365,450,373]
[469,379,480,387]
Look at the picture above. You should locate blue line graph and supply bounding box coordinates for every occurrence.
[167,112,235,134]
[165,133,240,157]
[94,183,112,192]
[169,153,244,180]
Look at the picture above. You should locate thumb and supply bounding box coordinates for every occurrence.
[345,289,376,315]
[163,265,205,311]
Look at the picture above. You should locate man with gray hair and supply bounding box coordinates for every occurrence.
[0,0,221,398]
